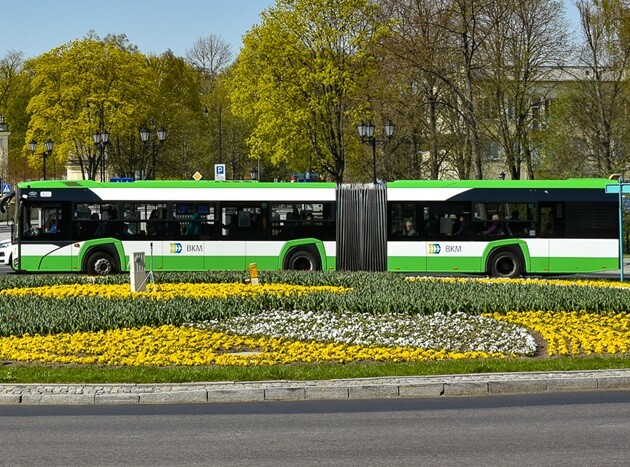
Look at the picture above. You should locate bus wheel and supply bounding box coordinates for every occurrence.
[489,250,522,279]
[87,252,117,276]
[286,249,321,271]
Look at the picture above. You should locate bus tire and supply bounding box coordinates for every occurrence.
[285,248,321,271]
[488,249,523,279]
[87,251,117,276]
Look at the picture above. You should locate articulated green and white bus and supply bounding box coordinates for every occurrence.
[3,177,619,278]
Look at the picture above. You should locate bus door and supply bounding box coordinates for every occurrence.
[168,202,204,271]
[208,205,247,270]
[114,202,165,272]
[541,202,566,272]
[19,202,73,271]
[387,201,426,272]
[425,203,471,273]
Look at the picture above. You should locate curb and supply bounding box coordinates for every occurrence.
[1,369,629,405]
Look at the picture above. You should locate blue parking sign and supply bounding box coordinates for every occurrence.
[214,164,226,181]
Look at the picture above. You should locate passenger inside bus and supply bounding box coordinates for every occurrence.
[46,219,58,233]
[147,209,168,236]
[482,214,503,236]
[452,214,468,236]
[185,213,202,237]
[404,220,417,236]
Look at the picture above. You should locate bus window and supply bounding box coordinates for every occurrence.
[42,207,62,234]
[565,202,616,238]
[174,202,216,239]
[21,204,41,237]
[21,203,64,237]
[74,203,102,238]
[389,202,418,239]
[422,202,469,239]
[473,203,510,237]
[271,202,333,240]
[504,203,532,237]
[221,203,267,239]
[145,204,168,237]
[540,202,565,238]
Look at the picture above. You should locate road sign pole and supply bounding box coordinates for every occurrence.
[606,180,627,282]
[619,177,625,282]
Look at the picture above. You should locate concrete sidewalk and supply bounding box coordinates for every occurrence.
[1,369,628,405]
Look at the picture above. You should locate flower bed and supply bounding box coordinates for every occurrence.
[0,273,628,366]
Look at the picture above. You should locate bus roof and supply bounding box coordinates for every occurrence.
[17,179,338,190]
[386,178,613,189]
[17,179,339,203]
[19,178,614,191]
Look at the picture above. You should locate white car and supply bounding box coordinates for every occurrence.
[0,239,12,266]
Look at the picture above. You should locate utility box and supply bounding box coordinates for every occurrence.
[130,252,146,292]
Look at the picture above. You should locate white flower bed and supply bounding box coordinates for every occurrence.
[194,310,537,356]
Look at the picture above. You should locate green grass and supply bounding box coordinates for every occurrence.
[1,355,629,384]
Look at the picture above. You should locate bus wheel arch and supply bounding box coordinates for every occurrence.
[85,248,119,275]
[284,245,321,271]
[487,247,524,279]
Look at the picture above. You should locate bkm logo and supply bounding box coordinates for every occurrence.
[427,243,441,255]
[170,243,183,254]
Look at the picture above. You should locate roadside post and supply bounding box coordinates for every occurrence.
[249,262,259,285]
[131,252,147,292]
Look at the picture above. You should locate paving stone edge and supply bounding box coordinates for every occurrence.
[0,369,629,405]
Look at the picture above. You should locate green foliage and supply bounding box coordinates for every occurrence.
[26,33,155,180]
[1,272,630,338]
[228,0,386,181]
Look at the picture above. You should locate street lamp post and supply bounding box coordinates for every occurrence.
[29,139,54,180]
[357,120,394,184]
[250,166,259,180]
[93,129,109,182]
[140,126,167,180]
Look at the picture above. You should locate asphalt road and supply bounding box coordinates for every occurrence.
[0,390,628,466]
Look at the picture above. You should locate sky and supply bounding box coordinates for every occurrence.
[0,0,276,60]
[0,0,580,61]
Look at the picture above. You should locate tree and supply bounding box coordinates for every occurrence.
[0,51,38,184]
[444,0,492,179]
[480,0,570,180]
[379,0,494,180]
[379,0,467,180]
[539,0,630,178]
[26,33,154,180]
[575,0,630,175]
[136,51,205,180]
[185,36,241,178]
[229,0,385,182]
[186,35,233,77]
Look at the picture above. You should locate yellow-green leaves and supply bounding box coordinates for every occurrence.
[228,0,384,181]
[26,34,155,178]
